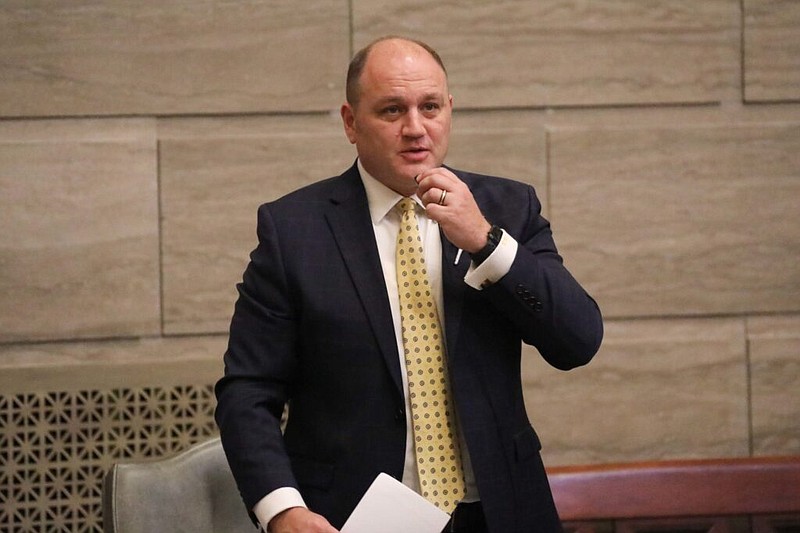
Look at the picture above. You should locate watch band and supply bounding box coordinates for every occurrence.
[472,225,502,266]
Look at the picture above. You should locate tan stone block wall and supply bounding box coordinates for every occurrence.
[550,121,800,318]
[0,0,349,116]
[354,0,740,107]
[748,315,800,454]
[1,0,798,510]
[523,318,751,466]
[0,119,160,342]
[744,0,800,102]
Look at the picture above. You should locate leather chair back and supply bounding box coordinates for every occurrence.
[103,437,253,533]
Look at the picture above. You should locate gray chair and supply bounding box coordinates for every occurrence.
[103,437,254,532]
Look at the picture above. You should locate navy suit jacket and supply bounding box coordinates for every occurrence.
[215,163,603,532]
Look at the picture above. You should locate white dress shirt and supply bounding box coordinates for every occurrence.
[254,162,518,530]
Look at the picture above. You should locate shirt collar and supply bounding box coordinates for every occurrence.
[357,159,424,224]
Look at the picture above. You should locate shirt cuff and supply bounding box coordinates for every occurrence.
[464,229,517,290]
[253,487,307,532]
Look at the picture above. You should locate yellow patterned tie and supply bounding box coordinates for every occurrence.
[395,198,466,513]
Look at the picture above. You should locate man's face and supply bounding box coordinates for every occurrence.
[341,40,453,196]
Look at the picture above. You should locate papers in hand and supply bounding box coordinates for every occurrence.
[341,473,451,533]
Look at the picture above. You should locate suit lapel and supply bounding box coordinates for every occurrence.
[440,234,471,360]
[440,169,481,361]
[324,166,404,397]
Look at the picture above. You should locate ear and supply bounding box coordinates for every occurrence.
[340,103,357,144]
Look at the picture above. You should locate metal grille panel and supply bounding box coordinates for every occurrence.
[0,384,217,532]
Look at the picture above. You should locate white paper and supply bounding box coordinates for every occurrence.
[340,473,451,533]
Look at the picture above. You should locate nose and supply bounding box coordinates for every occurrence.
[401,109,425,138]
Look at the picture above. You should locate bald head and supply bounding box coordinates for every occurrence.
[339,35,453,195]
[345,36,448,107]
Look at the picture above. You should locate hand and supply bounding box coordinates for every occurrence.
[416,167,491,253]
[268,507,339,533]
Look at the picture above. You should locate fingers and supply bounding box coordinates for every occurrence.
[415,167,461,209]
[269,507,339,533]
[415,168,491,253]
[418,186,448,208]
[437,188,448,206]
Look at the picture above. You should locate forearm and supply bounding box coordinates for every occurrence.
[215,377,298,510]
[484,248,603,370]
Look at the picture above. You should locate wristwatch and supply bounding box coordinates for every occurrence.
[472,225,503,266]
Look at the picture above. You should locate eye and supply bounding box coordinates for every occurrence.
[382,105,402,116]
[421,102,440,114]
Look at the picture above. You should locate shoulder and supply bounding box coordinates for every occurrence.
[258,163,362,215]
[451,167,529,190]
[449,167,541,217]
[451,167,537,203]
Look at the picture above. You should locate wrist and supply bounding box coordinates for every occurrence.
[471,224,503,266]
[268,506,304,532]
[465,220,492,253]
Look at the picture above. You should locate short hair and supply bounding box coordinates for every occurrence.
[345,36,448,106]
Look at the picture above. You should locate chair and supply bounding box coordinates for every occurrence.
[102,437,253,533]
[547,456,800,532]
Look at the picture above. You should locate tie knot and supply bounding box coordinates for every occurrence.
[396,197,417,215]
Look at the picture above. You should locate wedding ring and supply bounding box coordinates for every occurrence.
[438,189,448,206]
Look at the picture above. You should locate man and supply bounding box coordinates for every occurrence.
[215,36,603,533]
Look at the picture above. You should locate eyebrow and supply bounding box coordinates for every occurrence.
[376,96,405,105]
[375,92,445,106]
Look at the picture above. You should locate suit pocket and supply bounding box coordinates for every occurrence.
[513,425,542,462]
[290,455,335,490]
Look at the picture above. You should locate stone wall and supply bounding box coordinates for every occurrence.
[1,1,798,529]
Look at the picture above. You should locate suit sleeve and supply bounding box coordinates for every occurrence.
[480,184,603,370]
[214,203,300,512]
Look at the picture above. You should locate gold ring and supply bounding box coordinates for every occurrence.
[438,189,447,205]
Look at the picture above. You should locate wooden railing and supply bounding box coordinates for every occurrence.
[548,456,800,532]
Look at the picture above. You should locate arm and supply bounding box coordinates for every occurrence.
[214,204,303,519]
[479,185,603,370]
[417,168,602,370]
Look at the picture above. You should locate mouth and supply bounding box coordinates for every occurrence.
[400,146,430,162]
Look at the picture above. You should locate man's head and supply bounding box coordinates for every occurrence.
[341,37,453,196]
[345,37,448,108]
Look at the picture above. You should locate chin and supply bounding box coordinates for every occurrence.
[405,161,432,175]
[389,174,419,195]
